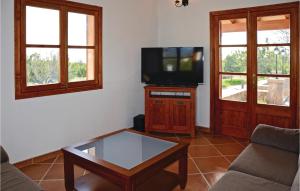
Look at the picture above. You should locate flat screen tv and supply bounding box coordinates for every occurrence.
[142,47,204,86]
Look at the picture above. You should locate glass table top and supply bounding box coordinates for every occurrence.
[75,131,177,169]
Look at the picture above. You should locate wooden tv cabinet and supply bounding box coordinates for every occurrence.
[144,85,197,137]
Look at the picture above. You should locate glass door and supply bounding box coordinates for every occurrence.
[251,8,298,130]
[211,2,299,138]
[213,14,250,138]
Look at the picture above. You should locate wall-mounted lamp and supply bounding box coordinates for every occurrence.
[175,0,189,7]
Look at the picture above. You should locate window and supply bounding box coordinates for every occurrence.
[15,0,102,99]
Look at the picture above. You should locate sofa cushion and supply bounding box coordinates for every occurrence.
[229,143,298,186]
[291,168,299,191]
[209,170,290,191]
[1,162,41,191]
[251,124,299,153]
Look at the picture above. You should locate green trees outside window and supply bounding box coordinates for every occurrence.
[26,53,87,86]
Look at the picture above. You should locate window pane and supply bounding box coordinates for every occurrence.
[221,47,247,73]
[68,12,95,46]
[220,75,247,102]
[26,48,60,86]
[68,49,95,82]
[26,6,59,45]
[257,46,290,75]
[257,14,290,44]
[220,18,247,45]
[257,77,290,106]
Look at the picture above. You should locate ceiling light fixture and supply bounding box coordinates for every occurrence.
[175,0,189,7]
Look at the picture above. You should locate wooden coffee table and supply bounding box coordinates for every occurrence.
[62,129,189,191]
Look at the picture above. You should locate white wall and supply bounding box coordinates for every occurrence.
[1,0,158,163]
[157,0,295,128]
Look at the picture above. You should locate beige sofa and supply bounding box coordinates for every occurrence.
[1,146,42,191]
[210,124,299,191]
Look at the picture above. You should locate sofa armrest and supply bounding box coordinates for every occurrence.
[1,146,9,163]
[251,124,299,153]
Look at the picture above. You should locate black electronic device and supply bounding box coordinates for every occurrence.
[142,47,204,86]
[133,114,145,132]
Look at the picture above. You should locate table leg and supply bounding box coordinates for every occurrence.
[64,154,75,191]
[179,153,188,189]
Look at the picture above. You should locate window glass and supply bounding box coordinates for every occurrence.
[257,77,290,106]
[26,48,60,86]
[220,47,247,73]
[68,49,95,82]
[26,6,59,45]
[68,12,95,46]
[220,18,247,45]
[257,46,290,75]
[257,14,290,44]
[220,75,247,102]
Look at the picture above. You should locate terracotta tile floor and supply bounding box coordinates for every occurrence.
[18,132,249,191]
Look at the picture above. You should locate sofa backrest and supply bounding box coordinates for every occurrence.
[251,124,299,153]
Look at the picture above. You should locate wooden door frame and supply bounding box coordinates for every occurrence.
[210,2,300,134]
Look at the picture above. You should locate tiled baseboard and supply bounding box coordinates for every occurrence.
[14,150,62,168]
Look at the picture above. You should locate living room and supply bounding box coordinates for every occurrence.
[1,0,299,191]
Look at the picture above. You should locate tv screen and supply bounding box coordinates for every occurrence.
[142,47,204,85]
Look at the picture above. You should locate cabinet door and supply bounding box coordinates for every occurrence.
[170,100,191,131]
[148,99,169,130]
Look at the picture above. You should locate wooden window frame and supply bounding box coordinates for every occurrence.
[15,0,103,99]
